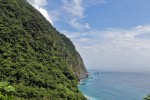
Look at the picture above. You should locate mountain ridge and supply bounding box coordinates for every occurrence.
[0,0,88,99]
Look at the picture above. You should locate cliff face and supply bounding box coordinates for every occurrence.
[0,0,87,99]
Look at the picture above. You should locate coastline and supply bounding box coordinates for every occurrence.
[78,71,99,100]
[85,95,91,100]
[78,73,93,100]
[83,94,96,100]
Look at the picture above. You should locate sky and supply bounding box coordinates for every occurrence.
[27,0,150,72]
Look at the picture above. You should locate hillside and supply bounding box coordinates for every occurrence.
[0,0,88,99]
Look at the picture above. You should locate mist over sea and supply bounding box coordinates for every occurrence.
[79,70,150,100]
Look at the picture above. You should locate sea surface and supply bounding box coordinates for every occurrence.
[79,70,150,100]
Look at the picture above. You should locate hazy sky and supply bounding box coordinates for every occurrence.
[27,0,150,72]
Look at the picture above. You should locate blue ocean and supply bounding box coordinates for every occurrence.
[79,70,150,100]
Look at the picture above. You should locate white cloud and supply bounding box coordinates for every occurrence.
[62,0,84,18]
[52,0,106,30]
[62,25,150,72]
[78,25,150,55]
[27,0,53,24]
[62,0,90,30]
[69,18,91,30]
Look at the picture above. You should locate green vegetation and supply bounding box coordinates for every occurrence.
[0,0,87,99]
[144,95,150,100]
[0,82,15,100]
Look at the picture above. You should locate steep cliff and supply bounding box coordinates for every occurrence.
[0,0,88,99]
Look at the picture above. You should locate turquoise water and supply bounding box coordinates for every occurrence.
[79,71,150,100]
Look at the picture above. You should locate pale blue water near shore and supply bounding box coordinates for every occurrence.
[79,70,150,100]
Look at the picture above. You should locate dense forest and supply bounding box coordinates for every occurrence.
[0,0,88,99]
